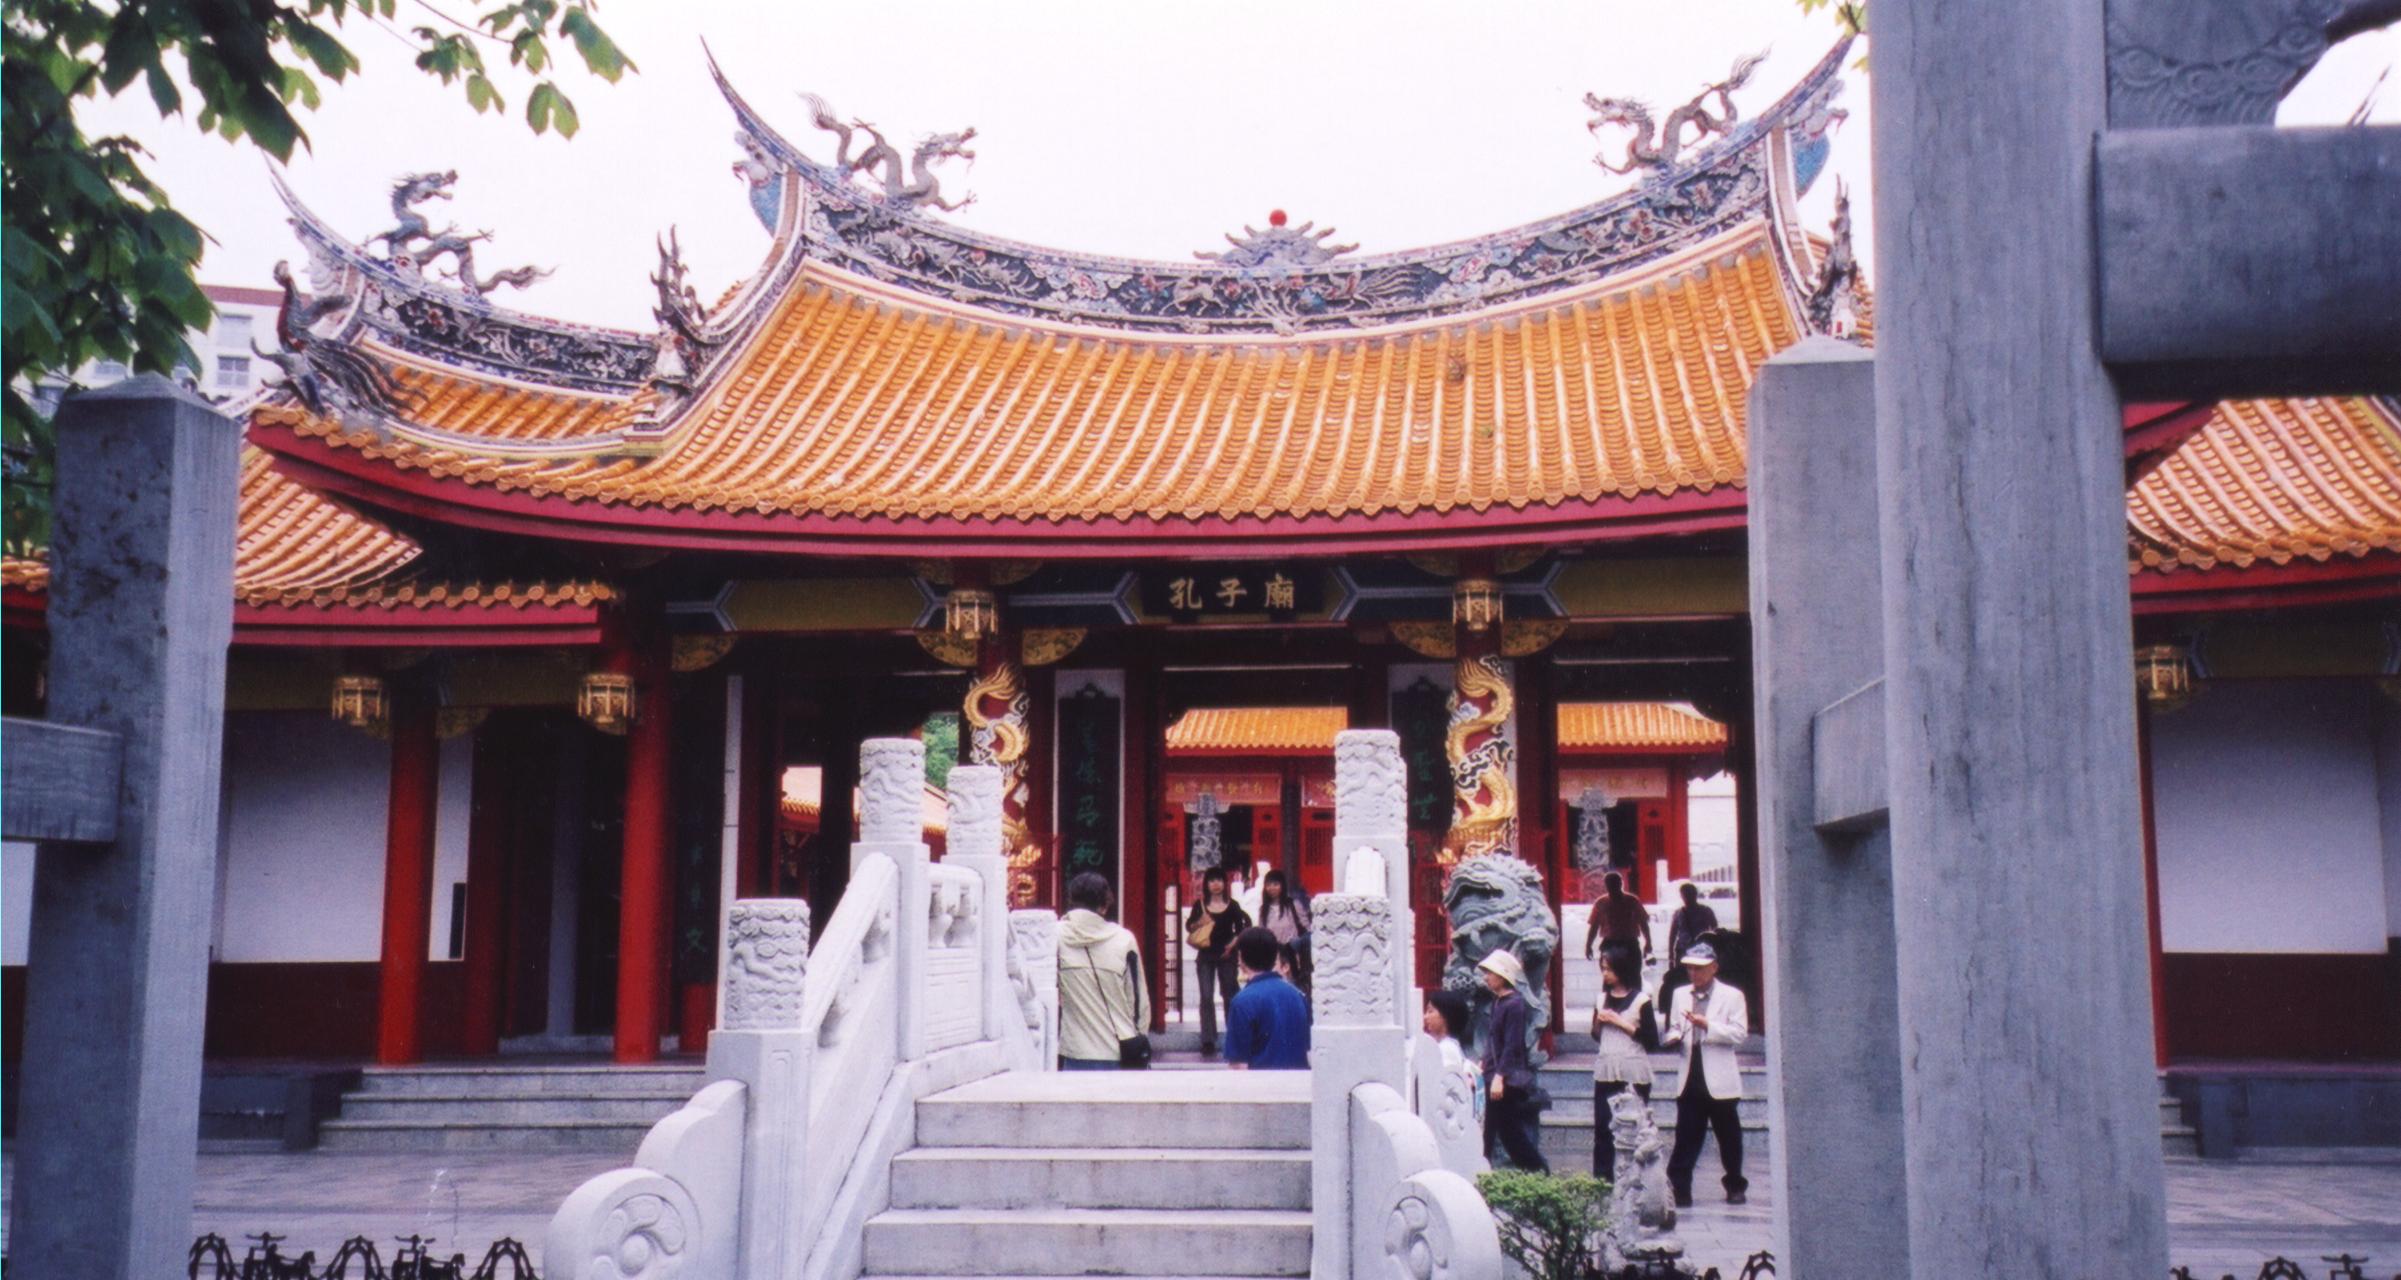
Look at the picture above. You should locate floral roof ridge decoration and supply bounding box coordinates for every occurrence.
[273,170,657,395]
[713,38,1851,337]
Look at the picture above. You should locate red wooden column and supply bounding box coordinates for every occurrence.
[1122,654,1163,1030]
[615,609,674,1064]
[2136,700,2170,1067]
[376,683,440,1065]
[459,715,512,1056]
[1665,764,1692,885]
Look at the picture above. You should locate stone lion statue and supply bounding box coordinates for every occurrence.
[1441,853,1560,1062]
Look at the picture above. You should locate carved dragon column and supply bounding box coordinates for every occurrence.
[951,579,1042,906]
[1446,573,1517,867]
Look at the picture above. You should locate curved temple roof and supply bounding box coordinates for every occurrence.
[219,45,2401,601]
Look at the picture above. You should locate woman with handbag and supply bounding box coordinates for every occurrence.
[1058,872,1151,1070]
[1184,866,1251,1056]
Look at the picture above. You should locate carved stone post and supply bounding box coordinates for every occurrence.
[858,738,931,1059]
[1334,729,1413,1019]
[12,378,237,1280]
[1312,891,1404,1280]
[709,898,812,1280]
[1009,908,1062,1069]
[945,765,1015,1042]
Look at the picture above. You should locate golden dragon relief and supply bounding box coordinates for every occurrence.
[1446,654,1518,865]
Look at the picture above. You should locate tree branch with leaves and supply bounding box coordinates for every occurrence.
[1,0,634,553]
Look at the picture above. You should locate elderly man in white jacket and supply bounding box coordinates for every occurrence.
[1660,941,1750,1207]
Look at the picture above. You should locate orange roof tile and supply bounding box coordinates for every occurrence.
[1166,707,1350,755]
[1558,702,1728,752]
[268,225,1800,526]
[2129,397,2401,573]
[3,448,612,615]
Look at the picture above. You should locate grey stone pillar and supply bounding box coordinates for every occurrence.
[1871,3,2169,1272]
[1745,340,1907,1275]
[12,377,239,1280]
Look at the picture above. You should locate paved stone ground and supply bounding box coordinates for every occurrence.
[6,1146,2399,1276]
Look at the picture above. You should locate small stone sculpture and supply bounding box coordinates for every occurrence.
[1603,1089,1684,1269]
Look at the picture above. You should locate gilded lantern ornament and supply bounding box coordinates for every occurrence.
[330,674,388,731]
[578,672,638,734]
[946,588,999,641]
[2135,643,2193,710]
[1453,578,1504,634]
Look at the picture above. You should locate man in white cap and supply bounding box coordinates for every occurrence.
[1661,941,1749,1207]
[1475,948,1549,1172]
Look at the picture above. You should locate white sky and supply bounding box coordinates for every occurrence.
[79,1,2401,330]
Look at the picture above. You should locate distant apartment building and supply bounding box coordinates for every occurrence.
[40,282,282,411]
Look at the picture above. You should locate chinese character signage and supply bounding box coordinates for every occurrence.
[1141,565,1320,619]
[1057,686,1121,891]
[1392,678,1452,834]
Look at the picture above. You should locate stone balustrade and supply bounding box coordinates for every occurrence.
[548,739,1055,1280]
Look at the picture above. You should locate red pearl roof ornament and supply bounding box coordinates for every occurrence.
[1194,211,1357,269]
[1268,209,1288,227]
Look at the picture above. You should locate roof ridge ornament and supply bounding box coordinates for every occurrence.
[797,91,978,214]
[1585,49,1770,178]
[1196,209,1360,269]
[365,171,550,301]
[258,259,420,429]
[1805,178,1865,341]
[631,226,722,432]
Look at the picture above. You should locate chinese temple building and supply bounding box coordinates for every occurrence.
[5,41,2398,1075]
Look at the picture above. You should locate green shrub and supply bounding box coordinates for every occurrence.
[1476,1168,1611,1280]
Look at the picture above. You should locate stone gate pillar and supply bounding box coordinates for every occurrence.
[1871,0,2169,1270]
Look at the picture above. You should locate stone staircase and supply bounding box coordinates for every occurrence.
[1534,1049,2199,1170]
[314,1062,705,1152]
[865,1070,1313,1279]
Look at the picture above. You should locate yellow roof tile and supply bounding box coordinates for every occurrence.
[1558,703,1729,752]
[2129,397,2401,573]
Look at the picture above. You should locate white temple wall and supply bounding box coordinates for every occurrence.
[214,711,474,964]
[2153,679,2390,955]
[2,843,32,966]
[2379,693,2401,943]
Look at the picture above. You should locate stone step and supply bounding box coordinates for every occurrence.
[1546,1094,1771,1127]
[862,1209,1311,1277]
[350,1064,706,1098]
[314,1117,659,1153]
[891,1147,1309,1211]
[336,1091,694,1124]
[914,1073,1310,1151]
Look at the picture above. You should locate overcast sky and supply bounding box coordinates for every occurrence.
[79,1,2400,330]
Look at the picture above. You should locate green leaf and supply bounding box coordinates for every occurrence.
[285,21,359,81]
[559,7,633,80]
[525,79,568,135]
[466,72,501,113]
[510,30,548,72]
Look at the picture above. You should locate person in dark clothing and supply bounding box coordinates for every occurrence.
[1582,871,1653,964]
[1224,927,1311,1070]
[1185,867,1252,1055]
[1588,941,1659,1176]
[1655,882,1721,1028]
[1476,948,1548,1172]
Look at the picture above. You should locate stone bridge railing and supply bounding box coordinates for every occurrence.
[547,745,1052,1280]
[1315,730,1504,1280]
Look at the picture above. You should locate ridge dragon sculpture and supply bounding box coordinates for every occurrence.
[1585,50,1770,175]
[257,259,419,424]
[798,92,979,213]
[364,170,550,300]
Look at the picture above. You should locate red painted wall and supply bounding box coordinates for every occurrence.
[2161,948,2401,1062]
